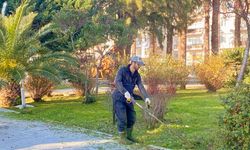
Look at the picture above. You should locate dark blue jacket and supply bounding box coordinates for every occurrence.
[112,65,149,100]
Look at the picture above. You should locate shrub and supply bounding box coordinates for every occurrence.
[220,85,250,149]
[91,56,117,80]
[195,55,232,92]
[70,78,95,96]
[164,56,189,94]
[222,47,250,86]
[0,81,20,107]
[64,60,95,96]
[141,55,164,95]
[142,54,190,95]
[143,93,170,128]
[141,55,188,127]
[24,76,54,102]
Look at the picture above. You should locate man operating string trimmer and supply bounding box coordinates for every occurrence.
[111,56,151,144]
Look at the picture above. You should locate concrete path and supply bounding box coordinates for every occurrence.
[0,113,130,150]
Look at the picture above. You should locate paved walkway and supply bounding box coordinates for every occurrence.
[0,112,131,150]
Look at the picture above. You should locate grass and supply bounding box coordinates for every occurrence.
[54,83,72,89]
[5,89,227,149]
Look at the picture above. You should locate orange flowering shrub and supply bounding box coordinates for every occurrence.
[195,55,232,92]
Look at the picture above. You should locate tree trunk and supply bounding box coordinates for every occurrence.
[167,25,173,55]
[236,23,250,86]
[114,45,126,57]
[125,44,131,57]
[95,66,99,95]
[178,27,187,89]
[131,40,137,55]
[204,0,210,61]
[211,0,220,54]
[234,0,241,47]
[178,28,187,64]
[150,33,156,54]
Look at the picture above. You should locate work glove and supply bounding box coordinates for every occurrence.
[125,91,133,103]
[124,91,131,100]
[145,98,151,108]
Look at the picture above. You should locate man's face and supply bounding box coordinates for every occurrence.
[132,62,141,71]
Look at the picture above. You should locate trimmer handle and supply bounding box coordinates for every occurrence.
[146,103,150,109]
[126,97,135,104]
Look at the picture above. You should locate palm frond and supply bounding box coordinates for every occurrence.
[36,23,56,38]
[4,1,29,54]
[0,17,6,54]
[0,0,80,87]
[0,29,6,53]
[28,67,61,84]
[30,52,78,67]
[17,12,37,37]
[0,79,8,88]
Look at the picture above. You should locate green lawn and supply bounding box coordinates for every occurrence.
[54,83,72,89]
[5,89,227,149]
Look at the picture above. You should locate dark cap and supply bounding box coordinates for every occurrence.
[130,56,145,66]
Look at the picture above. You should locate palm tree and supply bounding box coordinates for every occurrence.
[0,0,77,107]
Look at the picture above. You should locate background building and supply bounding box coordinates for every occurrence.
[132,13,247,66]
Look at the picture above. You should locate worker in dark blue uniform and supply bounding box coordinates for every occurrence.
[112,56,151,144]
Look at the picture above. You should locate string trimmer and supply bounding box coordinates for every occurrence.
[127,97,165,124]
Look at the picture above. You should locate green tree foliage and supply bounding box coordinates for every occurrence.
[223,47,250,86]
[27,0,92,30]
[0,0,78,105]
[220,85,250,149]
[52,8,106,51]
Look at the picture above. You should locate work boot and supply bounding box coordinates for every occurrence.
[119,132,133,145]
[127,128,139,143]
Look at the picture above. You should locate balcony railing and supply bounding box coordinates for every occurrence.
[187,44,203,50]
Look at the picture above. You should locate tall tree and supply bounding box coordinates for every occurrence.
[178,27,188,90]
[164,1,175,55]
[178,27,187,64]
[175,0,202,63]
[166,25,174,55]
[173,0,202,89]
[90,0,139,57]
[91,0,166,57]
[142,1,179,56]
[223,0,250,86]
[204,0,211,61]
[211,0,220,54]
[234,0,241,47]
[150,33,157,54]
[29,0,92,29]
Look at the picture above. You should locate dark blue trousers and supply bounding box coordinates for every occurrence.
[112,94,136,132]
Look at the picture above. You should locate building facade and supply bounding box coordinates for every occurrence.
[132,13,247,66]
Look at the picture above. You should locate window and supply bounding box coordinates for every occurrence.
[187,37,202,45]
[136,39,141,47]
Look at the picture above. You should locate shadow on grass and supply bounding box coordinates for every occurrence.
[174,89,228,100]
[26,94,108,105]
